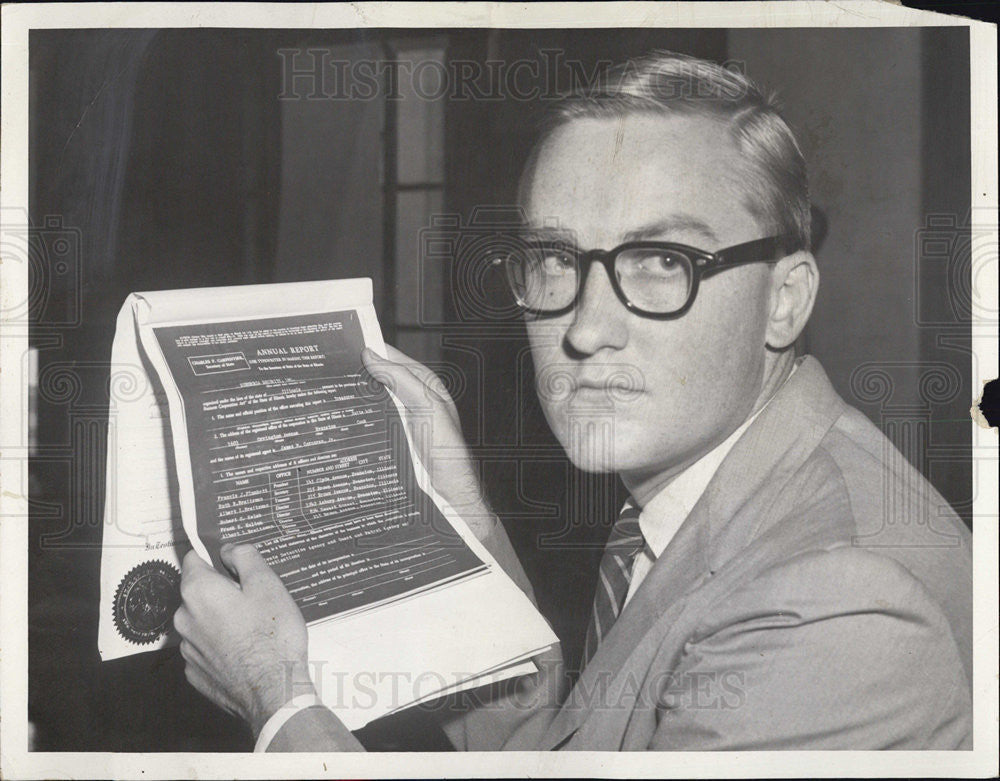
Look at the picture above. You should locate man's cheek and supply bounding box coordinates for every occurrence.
[538,396,572,447]
[536,400,583,458]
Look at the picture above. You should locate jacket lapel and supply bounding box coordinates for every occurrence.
[539,357,847,750]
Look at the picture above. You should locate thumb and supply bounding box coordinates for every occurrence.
[219,543,276,592]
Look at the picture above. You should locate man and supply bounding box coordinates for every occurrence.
[173,52,973,750]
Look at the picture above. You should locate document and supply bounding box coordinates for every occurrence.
[98,278,557,729]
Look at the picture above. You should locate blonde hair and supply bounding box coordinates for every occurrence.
[521,51,811,250]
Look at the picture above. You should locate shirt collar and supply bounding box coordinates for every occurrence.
[635,362,798,558]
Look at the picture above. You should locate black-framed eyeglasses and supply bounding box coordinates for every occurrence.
[492,234,799,319]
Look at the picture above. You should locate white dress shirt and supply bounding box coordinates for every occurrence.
[623,364,796,606]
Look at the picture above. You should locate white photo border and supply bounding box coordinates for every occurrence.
[1,2,996,778]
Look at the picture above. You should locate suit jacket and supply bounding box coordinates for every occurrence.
[268,356,973,751]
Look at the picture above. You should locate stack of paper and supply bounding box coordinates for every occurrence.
[98,278,556,730]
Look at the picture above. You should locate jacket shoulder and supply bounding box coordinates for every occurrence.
[652,545,972,749]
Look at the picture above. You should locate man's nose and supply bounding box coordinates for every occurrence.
[563,260,629,356]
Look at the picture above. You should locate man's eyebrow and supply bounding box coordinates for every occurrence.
[621,216,719,244]
[523,226,579,243]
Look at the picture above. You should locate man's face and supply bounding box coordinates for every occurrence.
[522,113,776,485]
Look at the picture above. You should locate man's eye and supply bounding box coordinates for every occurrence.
[542,252,575,274]
[638,253,681,274]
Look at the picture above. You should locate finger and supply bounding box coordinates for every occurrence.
[220,554,238,581]
[366,345,443,388]
[364,343,420,368]
[364,349,455,420]
[173,605,192,637]
[379,346,453,402]
[219,543,278,593]
[181,549,239,605]
[382,344,414,364]
[182,548,213,580]
[362,346,416,382]
[174,606,216,653]
[362,351,438,411]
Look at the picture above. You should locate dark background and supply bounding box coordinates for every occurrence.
[28,27,973,751]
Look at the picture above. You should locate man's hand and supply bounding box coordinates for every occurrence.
[362,345,497,541]
[174,544,313,737]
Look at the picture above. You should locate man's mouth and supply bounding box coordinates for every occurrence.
[535,365,646,403]
[570,376,645,402]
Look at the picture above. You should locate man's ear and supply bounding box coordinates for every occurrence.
[765,251,819,350]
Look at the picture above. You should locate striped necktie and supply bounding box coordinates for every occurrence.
[583,501,645,666]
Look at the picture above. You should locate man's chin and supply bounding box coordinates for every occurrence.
[559,435,648,475]
[543,408,664,473]
[564,452,618,474]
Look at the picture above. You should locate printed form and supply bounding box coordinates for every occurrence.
[98,278,556,729]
